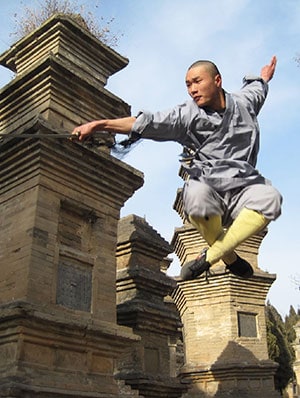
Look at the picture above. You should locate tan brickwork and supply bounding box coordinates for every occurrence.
[290,321,300,397]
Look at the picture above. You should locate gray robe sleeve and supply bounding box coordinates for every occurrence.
[237,75,269,115]
[130,102,199,144]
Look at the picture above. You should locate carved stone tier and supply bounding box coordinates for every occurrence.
[0,302,139,397]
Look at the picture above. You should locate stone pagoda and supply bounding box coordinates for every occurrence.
[171,168,281,397]
[116,214,187,397]
[0,14,143,397]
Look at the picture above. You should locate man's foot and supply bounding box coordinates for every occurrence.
[225,254,253,278]
[180,250,211,280]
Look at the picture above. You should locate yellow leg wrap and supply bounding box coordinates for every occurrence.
[189,214,236,264]
[205,208,269,265]
[189,214,222,245]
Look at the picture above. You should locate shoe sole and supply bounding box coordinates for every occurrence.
[180,257,211,280]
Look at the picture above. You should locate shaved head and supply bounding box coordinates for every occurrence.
[188,60,221,78]
[185,60,224,110]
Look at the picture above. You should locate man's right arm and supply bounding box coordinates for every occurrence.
[237,56,277,115]
[260,56,277,82]
[71,116,136,141]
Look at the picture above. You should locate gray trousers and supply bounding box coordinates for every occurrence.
[183,179,282,227]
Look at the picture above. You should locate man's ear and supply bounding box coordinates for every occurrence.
[215,74,222,87]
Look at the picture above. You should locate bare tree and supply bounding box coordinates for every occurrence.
[290,274,300,291]
[11,0,122,48]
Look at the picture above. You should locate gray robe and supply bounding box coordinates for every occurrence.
[131,76,270,192]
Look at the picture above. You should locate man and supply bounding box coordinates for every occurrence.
[71,56,282,281]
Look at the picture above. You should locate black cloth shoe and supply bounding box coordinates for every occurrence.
[225,254,253,278]
[180,250,211,280]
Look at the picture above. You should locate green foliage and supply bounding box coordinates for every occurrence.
[11,0,122,47]
[285,305,300,346]
[266,302,295,393]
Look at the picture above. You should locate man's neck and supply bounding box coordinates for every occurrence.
[214,89,226,111]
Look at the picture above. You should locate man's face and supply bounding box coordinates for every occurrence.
[185,65,222,109]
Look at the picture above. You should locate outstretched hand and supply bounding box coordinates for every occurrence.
[70,117,136,141]
[71,121,98,141]
[261,56,277,82]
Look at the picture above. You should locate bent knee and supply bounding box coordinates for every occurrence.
[183,180,224,218]
[246,185,283,220]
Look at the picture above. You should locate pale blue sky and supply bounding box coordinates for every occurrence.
[0,0,299,317]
